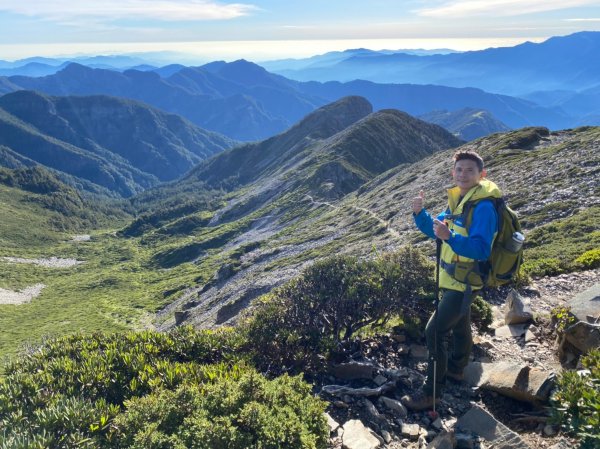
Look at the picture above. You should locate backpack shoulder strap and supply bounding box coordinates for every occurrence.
[463,197,502,232]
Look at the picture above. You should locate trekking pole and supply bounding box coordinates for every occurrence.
[431,238,442,417]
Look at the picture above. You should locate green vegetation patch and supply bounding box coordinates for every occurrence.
[0,327,327,449]
[521,206,600,278]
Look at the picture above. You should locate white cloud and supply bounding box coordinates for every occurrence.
[416,0,599,18]
[565,18,600,22]
[0,0,257,21]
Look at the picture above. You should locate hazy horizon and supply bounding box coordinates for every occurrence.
[1,0,599,63]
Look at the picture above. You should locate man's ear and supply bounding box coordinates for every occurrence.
[481,168,487,179]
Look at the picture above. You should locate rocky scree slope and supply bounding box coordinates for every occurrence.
[150,123,599,331]
[132,97,462,327]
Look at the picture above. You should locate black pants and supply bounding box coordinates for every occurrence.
[423,289,474,397]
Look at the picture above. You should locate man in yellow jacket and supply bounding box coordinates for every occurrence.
[402,150,499,411]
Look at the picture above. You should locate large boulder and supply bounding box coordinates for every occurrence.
[568,283,600,324]
[559,283,600,363]
[457,405,530,449]
[463,361,555,404]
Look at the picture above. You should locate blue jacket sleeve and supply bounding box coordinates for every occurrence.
[447,200,498,260]
[413,208,447,240]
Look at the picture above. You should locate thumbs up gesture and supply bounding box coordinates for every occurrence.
[412,190,425,215]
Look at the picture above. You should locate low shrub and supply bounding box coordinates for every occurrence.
[241,247,434,372]
[551,349,600,448]
[471,295,493,330]
[0,327,326,448]
[574,248,600,270]
[115,372,328,449]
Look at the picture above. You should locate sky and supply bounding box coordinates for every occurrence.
[0,0,599,62]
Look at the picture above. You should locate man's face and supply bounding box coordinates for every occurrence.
[452,159,485,194]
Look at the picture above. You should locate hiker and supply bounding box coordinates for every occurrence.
[402,150,499,411]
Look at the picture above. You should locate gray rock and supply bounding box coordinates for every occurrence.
[562,321,600,355]
[505,289,533,325]
[392,334,407,343]
[457,405,530,448]
[325,412,340,433]
[381,429,393,444]
[379,396,408,419]
[410,344,429,360]
[543,424,558,437]
[495,323,528,338]
[363,398,386,426]
[331,361,377,380]
[568,283,600,323]
[462,361,555,403]
[373,374,388,386]
[455,432,475,449]
[342,419,381,449]
[431,417,444,431]
[401,423,421,441]
[322,383,395,398]
[426,430,456,449]
[548,439,571,449]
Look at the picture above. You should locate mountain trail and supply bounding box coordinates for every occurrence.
[305,194,401,239]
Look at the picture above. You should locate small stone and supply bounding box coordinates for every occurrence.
[381,429,393,444]
[401,423,421,440]
[410,344,429,360]
[392,334,407,343]
[373,374,388,386]
[342,419,381,449]
[426,430,437,441]
[325,412,340,433]
[396,344,410,355]
[426,430,456,449]
[431,417,443,431]
[379,396,408,419]
[334,400,350,409]
[455,432,475,449]
[543,424,558,436]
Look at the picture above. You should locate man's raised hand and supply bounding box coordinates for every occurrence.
[412,190,425,215]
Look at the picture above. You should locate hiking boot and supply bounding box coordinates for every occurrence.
[400,389,440,411]
[446,370,464,382]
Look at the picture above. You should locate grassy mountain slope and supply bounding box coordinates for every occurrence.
[1,98,597,362]
[0,90,235,196]
[419,108,511,140]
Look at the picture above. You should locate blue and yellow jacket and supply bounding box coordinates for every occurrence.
[413,180,499,292]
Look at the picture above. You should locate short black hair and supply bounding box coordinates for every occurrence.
[453,150,484,171]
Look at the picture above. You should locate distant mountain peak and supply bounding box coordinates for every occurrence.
[291,95,373,140]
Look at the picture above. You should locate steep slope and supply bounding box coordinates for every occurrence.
[127,97,462,326]
[0,91,235,196]
[148,125,598,330]
[419,108,511,140]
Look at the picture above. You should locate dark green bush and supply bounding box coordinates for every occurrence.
[551,349,600,448]
[1,327,326,448]
[115,372,328,449]
[241,247,434,372]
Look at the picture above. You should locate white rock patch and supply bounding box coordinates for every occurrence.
[72,234,91,242]
[0,284,45,305]
[2,256,83,268]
